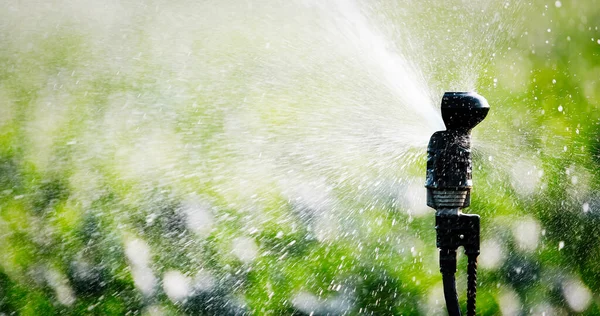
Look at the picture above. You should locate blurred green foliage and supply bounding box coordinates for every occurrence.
[0,0,599,315]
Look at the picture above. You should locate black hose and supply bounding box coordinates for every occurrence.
[442,272,461,316]
[439,248,461,316]
[466,254,478,316]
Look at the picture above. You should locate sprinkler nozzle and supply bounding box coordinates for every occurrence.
[441,92,489,131]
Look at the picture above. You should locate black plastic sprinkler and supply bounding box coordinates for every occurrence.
[425,92,489,316]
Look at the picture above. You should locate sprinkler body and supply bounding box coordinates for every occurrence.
[425,92,489,316]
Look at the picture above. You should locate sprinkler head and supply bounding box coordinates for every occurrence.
[441,92,489,131]
[425,92,490,210]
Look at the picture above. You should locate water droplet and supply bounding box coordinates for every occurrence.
[558,105,563,112]
[163,271,191,302]
[555,1,562,8]
[552,79,556,84]
[582,202,590,213]
[562,278,592,312]
[547,28,551,33]
[558,241,564,250]
[512,218,541,251]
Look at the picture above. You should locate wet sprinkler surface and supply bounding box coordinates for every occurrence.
[0,0,599,315]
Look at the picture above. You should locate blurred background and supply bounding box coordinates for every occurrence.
[0,0,599,315]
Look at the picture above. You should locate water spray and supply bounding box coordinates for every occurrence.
[425,92,489,316]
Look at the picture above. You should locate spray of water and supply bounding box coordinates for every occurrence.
[0,0,534,313]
